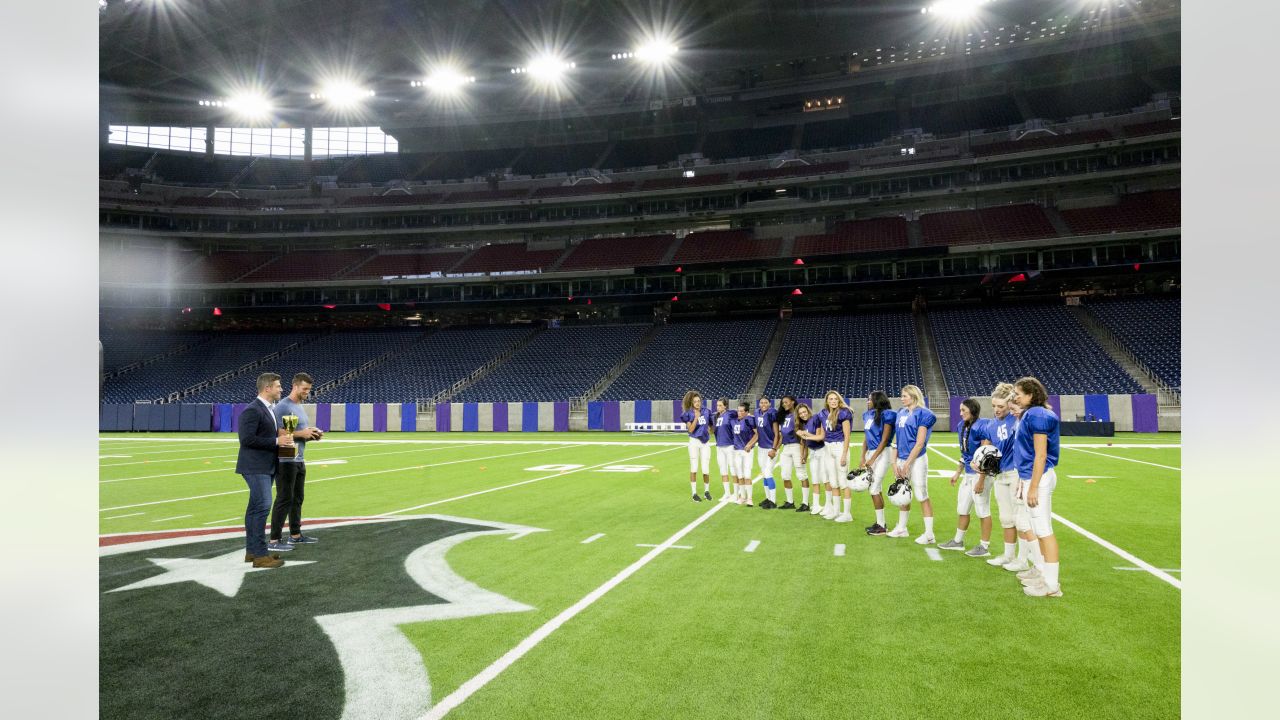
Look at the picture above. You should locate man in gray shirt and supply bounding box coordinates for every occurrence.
[269,372,324,551]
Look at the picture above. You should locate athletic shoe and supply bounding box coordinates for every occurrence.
[692,494,702,502]
[821,505,838,520]
[987,554,1014,567]
[937,539,966,551]
[834,512,853,523]
[965,545,991,558]
[779,501,796,509]
[266,541,294,552]
[796,503,810,513]
[1002,559,1031,572]
[1020,575,1045,588]
[865,524,887,536]
[745,500,754,507]
[760,500,773,510]
[886,526,909,538]
[288,535,319,545]
[1017,568,1042,581]
[913,534,936,546]
[721,495,734,503]
[810,504,824,516]
[1023,583,1063,598]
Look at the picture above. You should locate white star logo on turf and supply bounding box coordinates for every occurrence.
[107,550,315,598]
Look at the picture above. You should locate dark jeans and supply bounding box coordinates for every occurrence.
[242,473,274,556]
[270,462,306,540]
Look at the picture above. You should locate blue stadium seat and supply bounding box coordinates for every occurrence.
[602,319,776,402]
[455,325,650,402]
[763,313,923,399]
[1084,296,1181,391]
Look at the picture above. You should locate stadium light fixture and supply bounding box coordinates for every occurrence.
[311,81,376,110]
[224,91,272,121]
[412,67,477,95]
[614,37,679,65]
[514,53,575,84]
[922,0,994,20]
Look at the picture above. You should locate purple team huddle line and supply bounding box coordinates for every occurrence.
[679,376,1064,599]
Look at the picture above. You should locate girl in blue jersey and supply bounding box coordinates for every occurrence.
[1012,376,1063,598]
[755,397,779,509]
[731,401,759,506]
[681,390,713,502]
[794,403,828,515]
[891,384,937,544]
[975,383,1021,567]
[939,398,993,556]
[712,398,738,502]
[771,396,808,511]
[859,391,896,535]
[818,390,855,523]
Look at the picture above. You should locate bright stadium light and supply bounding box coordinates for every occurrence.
[413,67,476,95]
[519,53,575,83]
[922,0,993,20]
[312,81,376,109]
[633,38,679,65]
[225,91,272,120]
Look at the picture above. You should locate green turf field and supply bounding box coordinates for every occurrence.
[99,431,1181,719]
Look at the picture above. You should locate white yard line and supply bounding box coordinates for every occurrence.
[1062,446,1181,471]
[202,517,241,526]
[151,515,193,523]
[103,512,144,520]
[637,543,692,549]
[379,446,681,516]
[580,533,605,544]
[929,445,1181,590]
[1114,566,1181,573]
[418,496,729,720]
[100,443,477,483]
[100,444,579,512]
[833,544,846,557]
[744,540,760,553]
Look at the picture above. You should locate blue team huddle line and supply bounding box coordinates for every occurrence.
[679,376,1064,599]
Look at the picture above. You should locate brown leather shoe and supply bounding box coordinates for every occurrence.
[245,552,254,563]
[251,554,284,569]
[246,552,282,563]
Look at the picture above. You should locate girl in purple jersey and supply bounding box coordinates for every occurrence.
[859,391,896,535]
[712,397,737,501]
[680,390,713,502]
[770,396,807,510]
[817,390,855,522]
[794,403,828,515]
[731,401,758,506]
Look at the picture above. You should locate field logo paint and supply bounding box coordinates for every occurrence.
[595,465,654,473]
[525,464,586,472]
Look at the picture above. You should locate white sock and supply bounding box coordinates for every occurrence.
[690,481,697,495]
[1004,542,1017,559]
[842,497,851,514]
[801,486,810,504]
[924,517,934,535]
[723,481,731,496]
[1032,543,1045,571]
[954,528,966,543]
[703,479,711,492]
[785,486,794,503]
[1017,539,1028,562]
[875,508,885,526]
[898,510,909,529]
[1043,561,1060,589]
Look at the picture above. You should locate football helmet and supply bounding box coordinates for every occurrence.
[973,445,1002,476]
[887,479,913,507]
[847,467,871,492]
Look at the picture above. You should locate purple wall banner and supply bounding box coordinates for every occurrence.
[1048,395,1062,419]
[231,403,248,433]
[314,403,332,432]
[1131,394,1159,433]
[436,403,451,432]
[554,402,570,432]
[372,403,388,432]
[602,401,621,432]
[492,402,508,432]
[949,396,964,432]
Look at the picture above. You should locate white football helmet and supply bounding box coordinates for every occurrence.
[887,479,913,507]
[847,467,871,493]
[973,445,1002,475]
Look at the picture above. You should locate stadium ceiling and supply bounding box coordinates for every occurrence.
[99,0,1169,124]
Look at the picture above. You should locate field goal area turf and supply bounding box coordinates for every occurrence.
[100,431,1180,720]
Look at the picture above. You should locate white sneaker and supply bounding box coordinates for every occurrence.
[834,512,853,523]
[1017,568,1042,581]
[810,504,824,515]
[1020,575,1045,588]
[886,526,909,538]
[987,554,1013,567]
[1002,559,1031,572]
[822,506,839,520]
[914,533,936,545]
[1023,583,1063,597]
[745,500,754,507]
[721,495,733,503]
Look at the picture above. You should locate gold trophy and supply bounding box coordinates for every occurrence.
[278,415,299,458]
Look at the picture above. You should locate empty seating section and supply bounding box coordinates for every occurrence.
[1120,119,1180,137]
[246,158,312,187]
[152,154,253,185]
[558,235,678,271]
[172,196,263,208]
[455,325,650,402]
[100,329,210,373]
[931,304,1142,395]
[180,252,280,283]
[239,249,376,282]
[100,147,155,178]
[637,173,731,191]
[532,182,633,199]
[736,161,849,181]
[763,313,922,399]
[604,135,696,169]
[344,252,467,279]
[793,217,909,257]
[908,95,1024,135]
[451,244,566,274]
[440,188,530,204]
[602,319,775,401]
[799,113,899,151]
[702,126,795,160]
[100,331,319,403]
[1085,296,1181,390]
[341,193,446,207]
[338,155,408,184]
[972,129,1114,157]
[514,143,610,175]
[919,205,1057,246]
[320,326,532,403]
[1058,191,1180,235]
[184,329,428,403]
[416,149,518,182]
[672,230,782,263]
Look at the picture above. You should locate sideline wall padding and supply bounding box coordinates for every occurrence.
[314,403,332,432]
[1108,395,1134,432]
[329,403,346,432]
[619,401,635,428]
[132,405,150,432]
[522,402,539,432]
[231,403,248,432]
[633,400,652,424]
[1047,395,1062,419]
[358,403,373,432]
[1058,395,1085,422]
[372,403,388,432]
[163,404,182,431]
[462,403,480,432]
[399,403,416,432]
[1083,395,1111,422]
[492,402,508,432]
[949,396,964,432]
[653,400,674,424]
[537,402,555,432]
[435,403,451,432]
[1131,394,1159,433]
[217,403,233,432]
[450,403,465,432]
[587,402,604,431]
[478,403,494,432]
[554,402,570,432]
[602,401,621,432]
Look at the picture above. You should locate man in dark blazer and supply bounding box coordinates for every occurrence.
[237,372,293,568]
